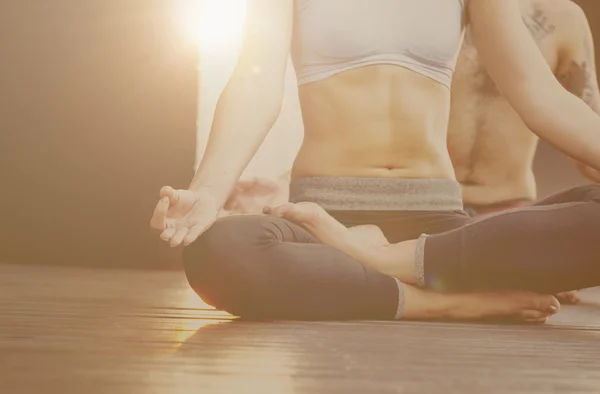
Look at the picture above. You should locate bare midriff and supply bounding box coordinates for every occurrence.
[291,65,456,181]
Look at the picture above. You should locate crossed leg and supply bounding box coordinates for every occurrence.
[183,211,559,323]
[265,185,600,300]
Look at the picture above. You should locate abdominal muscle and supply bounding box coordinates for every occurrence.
[291,65,456,180]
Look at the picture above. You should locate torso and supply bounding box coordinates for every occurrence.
[448,0,563,208]
[293,66,456,179]
[289,0,465,180]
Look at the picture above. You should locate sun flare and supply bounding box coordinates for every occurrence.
[177,0,247,52]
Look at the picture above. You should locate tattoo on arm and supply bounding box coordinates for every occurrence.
[558,61,595,106]
[522,7,555,41]
[556,7,600,111]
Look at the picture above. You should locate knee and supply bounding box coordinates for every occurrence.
[183,215,283,263]
[181,215,284,313]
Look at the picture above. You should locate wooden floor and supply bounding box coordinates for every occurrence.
[1,264,599,394]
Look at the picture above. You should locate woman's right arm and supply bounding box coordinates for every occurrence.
[190,0,294,204]
[151,0,294,247]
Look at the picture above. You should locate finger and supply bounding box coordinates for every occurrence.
[150,197,170,230]
[160,227,176,241]
[183,223,211,246]
[169,227,190,247]
[160,186,180,204]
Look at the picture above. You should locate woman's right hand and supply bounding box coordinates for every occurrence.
[150,186,220,247]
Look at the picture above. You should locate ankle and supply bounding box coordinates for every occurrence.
[377,240,418,283]
[402,285,454,319]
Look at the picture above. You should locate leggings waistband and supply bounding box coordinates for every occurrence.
[290,177,464,211]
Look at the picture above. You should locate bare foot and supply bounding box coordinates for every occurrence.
[265,202,420,282]
[403,284,560,323]
[556,290,581,305]
[347,225,390,247]
[265,203,561,323]
[264,202,374,262]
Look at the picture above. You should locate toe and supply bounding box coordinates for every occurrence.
[524,316,549,324]
[520,309,550,321]
[534,295,560,315]
[557,291,580,305]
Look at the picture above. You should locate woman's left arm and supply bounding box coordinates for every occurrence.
[468,0,600,171]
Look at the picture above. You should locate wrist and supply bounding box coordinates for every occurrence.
[189,171,238,202]
[278,169,292,182]
[188,186,227,209]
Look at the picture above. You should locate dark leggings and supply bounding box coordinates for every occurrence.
[425,184,600,294]
[183,214,400,320]
[183,185,600,320]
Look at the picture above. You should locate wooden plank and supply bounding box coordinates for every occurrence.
[1,264,599,394]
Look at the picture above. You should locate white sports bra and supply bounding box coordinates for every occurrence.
[291,0,466,88]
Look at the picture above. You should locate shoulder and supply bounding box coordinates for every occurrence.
[540,0,589,33]
[551,0,587,20]
[541,0,593,59]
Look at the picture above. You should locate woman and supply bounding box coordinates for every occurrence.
[151,0,600,321]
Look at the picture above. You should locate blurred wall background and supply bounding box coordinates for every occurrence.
[0,0,199,269]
